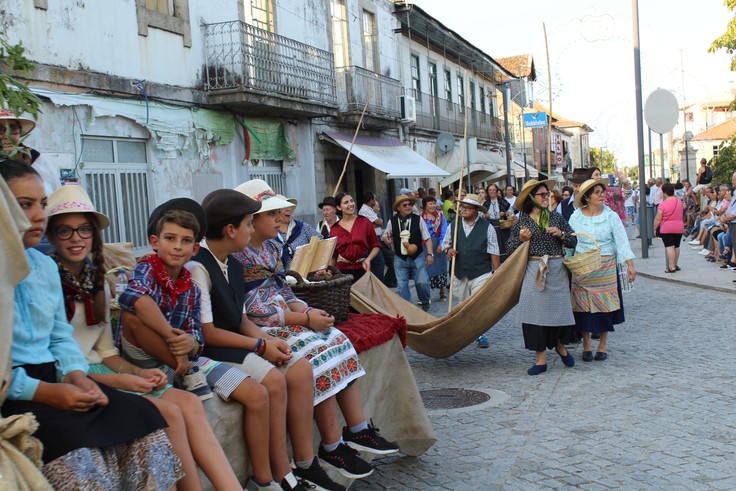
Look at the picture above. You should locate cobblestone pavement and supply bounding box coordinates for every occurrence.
[352,277,736,490]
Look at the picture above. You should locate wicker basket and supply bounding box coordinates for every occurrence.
[499,216,516,230]
[563,232,602,276]
[284,266,353,324]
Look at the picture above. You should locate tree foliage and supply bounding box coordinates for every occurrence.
[589,148,617,174]
[0,32,41,117]
[709,0,736,72]
[711,139,736,184]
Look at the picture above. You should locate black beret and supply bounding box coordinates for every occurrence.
[202,189,262,229]
[147,197,207,242]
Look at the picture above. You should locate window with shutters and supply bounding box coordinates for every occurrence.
[80,137,153,257]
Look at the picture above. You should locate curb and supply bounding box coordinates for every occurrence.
[637,272,736,295]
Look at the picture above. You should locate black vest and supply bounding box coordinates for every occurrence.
[561,196,575,221]
[454,218,493,280]
[193,248,250,363]
[391,213,422,259]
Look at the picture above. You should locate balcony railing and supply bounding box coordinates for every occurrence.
[203,20,337,106]
[414,92,503,142]
[336,66,401,119]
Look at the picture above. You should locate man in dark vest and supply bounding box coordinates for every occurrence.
[187,189,343,491]
[558,168,591,221]
[382,193,434,311]
[442,193,500,347]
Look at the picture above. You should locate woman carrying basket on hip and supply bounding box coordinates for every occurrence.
[506,180,578,376]
[568,179,636,363]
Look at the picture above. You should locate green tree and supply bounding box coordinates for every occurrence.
[711,138,736,184]
[589,148,617,174]
[0,32,40,117]
[709,0,736,71]
[626,166,639,182]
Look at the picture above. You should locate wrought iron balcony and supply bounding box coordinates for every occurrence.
[414,92,503,142]
[203,20,337,115]
[336,66,401,120]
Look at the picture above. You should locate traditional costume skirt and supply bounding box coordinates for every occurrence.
[571,255,625,333]
[2,363,182,489]
[262,300,365,405]
[517,256,575,351]
[427,235,448,289]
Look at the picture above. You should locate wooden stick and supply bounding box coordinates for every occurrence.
[544,22,553,178]
[332,98,371,196]
[448,69,469,313]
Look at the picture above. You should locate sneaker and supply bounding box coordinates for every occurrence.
[279,473,310,491]
[318,443,373,479]
[688,239,700,245]
[293,457,346,491]
[720,261,736,270]
[477,335,490,348]
[343,422,399,456]
[245,478,282,491]
[699,249,710,255]
[180,366,213,401]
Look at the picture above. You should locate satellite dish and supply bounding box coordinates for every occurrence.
[436,132,455,154]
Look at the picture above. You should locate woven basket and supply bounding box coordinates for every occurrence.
[563,232,601,276]
[499,216,516,230]
[284,266,353,324]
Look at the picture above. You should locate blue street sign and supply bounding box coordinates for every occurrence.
[523,112,548,128]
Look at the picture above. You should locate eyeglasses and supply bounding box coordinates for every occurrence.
[591,189,605,196]
[534,192,550,199]
[54,224,94,240]
[458,205,476,211]
[4,125,21,135]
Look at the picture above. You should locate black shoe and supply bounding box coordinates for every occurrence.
[343,422,399,455]
[582,351,594,362]
[318,443,373,479]
[594,351,608,361]
[293,457,345,491]
[280,473,309,491]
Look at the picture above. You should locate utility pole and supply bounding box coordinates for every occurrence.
[632,0,648,259]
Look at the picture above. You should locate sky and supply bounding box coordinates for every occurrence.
[415,0,736,168]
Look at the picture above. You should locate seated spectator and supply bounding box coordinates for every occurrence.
[273,194,321,270]
[1,160,182,490]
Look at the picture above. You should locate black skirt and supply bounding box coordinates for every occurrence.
[1,363,167,463]
[522,323,574,352]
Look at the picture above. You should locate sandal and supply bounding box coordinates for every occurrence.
[665,268,676,273]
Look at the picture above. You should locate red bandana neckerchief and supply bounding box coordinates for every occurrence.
[139,254,192,310]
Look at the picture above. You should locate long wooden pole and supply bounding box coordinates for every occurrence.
[544,22,553,178]
[447,69,469,313]
[332,98,371,196]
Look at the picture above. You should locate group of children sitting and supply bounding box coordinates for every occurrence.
[1,158,398,491]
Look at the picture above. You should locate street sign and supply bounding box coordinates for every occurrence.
[523,112,547,128]
[644,89,679,134]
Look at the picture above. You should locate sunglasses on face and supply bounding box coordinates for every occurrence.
[534,192,550,199]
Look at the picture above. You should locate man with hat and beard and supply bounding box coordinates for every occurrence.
[383,194,434,311]
[317,196,339,238]
[558,168,591,221]
[441,193,501,347]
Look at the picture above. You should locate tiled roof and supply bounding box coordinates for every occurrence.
[496,54,536,81]
[692,117,736,141]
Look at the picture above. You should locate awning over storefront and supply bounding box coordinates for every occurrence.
[321,132,449,179]
[512,160,538,179]
[438,146,505,187]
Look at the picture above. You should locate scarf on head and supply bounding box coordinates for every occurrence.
[52,254,100,325]
[530,195,550,232]
[139,253,192,310]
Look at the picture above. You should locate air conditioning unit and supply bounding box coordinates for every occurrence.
[400,95,416,122]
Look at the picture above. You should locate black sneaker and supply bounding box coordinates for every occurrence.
[342,422,399,455]
[279,472,309,491]
[318,443,373,479]
[293,457,345,491]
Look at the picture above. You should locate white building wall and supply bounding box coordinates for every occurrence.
[273,0,332,52]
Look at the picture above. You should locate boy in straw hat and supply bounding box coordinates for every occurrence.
[382,193,434,311]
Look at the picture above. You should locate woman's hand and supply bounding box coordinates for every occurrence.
[34,381,102,412]
[115,373,158,393]
[64,370,109,407]
[545,226,563,238]
[519,228,533,242]
[137,368,168,389]
[360,258,371,271]
[426,254,434,266]
[627,262,637,283]
[436,244,443,254]
[309,310,335,332]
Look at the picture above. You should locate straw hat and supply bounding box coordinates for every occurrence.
[514,179,557,211]
[0,108,35,137]
[392,194,415,211]
[46,185,110,229]
[234,179,294,213]
[574,178,609,208]
[457,193,488,213]
[276,194,298,208]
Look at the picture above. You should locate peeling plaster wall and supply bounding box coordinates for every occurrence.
[2,0,238,88]
[274,0,332,52]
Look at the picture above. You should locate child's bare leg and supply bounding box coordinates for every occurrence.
[122,311,178,368]
[314,396,341,445]
[145,397,202,491]
[228,379,272,484]
[258,368,290,481]
[336,381,365,428]
[285,358,315,463]
[161,389,242,491]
